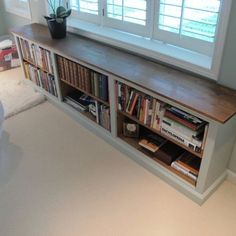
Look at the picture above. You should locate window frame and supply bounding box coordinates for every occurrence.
[51,0,232,81]
[153,0,222,56]
[103,0,151,37]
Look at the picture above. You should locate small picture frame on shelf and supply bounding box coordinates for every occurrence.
[123,122,139,138]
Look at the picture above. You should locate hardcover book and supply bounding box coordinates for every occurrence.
[154,141,185,165]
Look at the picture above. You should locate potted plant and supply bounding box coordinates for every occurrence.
[44,0,71,39]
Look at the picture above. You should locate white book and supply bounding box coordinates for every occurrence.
[95,101,99,124]
[171,162,197,181]
[152,100,161,129]
[118,83,122,110]
[126,90,134,113]
[161,125,201,152]
[161,122,202,147]
[162,116,203,138]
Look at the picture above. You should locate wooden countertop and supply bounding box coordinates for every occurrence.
[12,23,236,123]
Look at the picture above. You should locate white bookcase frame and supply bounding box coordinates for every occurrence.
[13,33,236,205]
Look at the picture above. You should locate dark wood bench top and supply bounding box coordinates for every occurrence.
[12,23,236,123]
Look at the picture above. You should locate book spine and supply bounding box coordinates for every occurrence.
[128,92,139,115]
[77,64,82,88]
[69,60,74,86]
[94,73,99,97]
[101,75,108,102]
[63,57,70,83]
[165,110,199,131]
[175,159,199,176]
[152,100,160,130]
[126,90,134,113]
[85,68,91,93]
[160,125,202,153]
[201,124,209,151]
[171,162,197,181]
[162,116,203,137]
[95,101,99,124]
[161,123,202,147]
[72,62,78,87]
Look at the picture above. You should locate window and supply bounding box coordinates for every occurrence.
[70,0,100,23]
[53,0,231,80]
[4,0,31,19]
[104,0,148,36]
[154,0,222,55]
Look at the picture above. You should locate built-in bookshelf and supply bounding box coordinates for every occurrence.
[17,38,57,97]
[57,55,110,131]
[12,23,236,204]
[116,81,207,186]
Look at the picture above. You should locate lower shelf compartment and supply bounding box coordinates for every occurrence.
[117,112,201,187]
[61,81,111,132]
[119,134,197,186]
[26,79,58,100]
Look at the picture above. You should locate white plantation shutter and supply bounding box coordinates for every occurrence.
[104,0,149,37]
[154,0,222,55]
[66,0,228,61]
[70,0,101,23]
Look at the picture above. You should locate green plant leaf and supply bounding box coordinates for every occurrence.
[50,13,56,19]
[56,18,64,23]
[44,16,52,20]
[56,6,66,17]
[59,9,72,19]
[66,9,72,17]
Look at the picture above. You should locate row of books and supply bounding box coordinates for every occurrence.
[19,38,54,74]
[24,62,57,97]
[57,55,109,102]
[64,91,110,131]
[117,82,165,129]
[136,130,201,183]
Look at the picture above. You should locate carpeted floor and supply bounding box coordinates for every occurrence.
[0,67,45,119]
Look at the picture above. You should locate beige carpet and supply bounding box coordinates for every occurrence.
[0,67,45,119]
[1,102,236,236]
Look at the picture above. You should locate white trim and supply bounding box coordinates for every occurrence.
[4,0,31,19]
[227,170,236,185]
[211,0,232,82]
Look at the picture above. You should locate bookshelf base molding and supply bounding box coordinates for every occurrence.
[12,23,236,204]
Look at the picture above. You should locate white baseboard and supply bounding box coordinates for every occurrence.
[227,170,236,185]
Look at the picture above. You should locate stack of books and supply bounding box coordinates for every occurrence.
[139,132,166,153]
[154,141,185,165]
[64,91,94,111]
[64,91,110,131]
[160,106,208,153]
[171,152,201,182]
[57,55,109,102]
[96,102,110,131]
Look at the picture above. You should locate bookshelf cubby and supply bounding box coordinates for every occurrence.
[57,54,110,131]
[17,37,57,97]
[12,23,236,204]
[116,81,206,186]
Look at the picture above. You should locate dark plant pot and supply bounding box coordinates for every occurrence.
[46,18,67,39]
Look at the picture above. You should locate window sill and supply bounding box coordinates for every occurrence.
[68,18,215,80]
